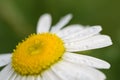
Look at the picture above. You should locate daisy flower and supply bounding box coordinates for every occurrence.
[0,14,112,80]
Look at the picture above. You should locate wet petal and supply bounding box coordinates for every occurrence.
[63,26,102,43]
[65,35,112,52]
[63,52,110,69]
[51,61,106,80]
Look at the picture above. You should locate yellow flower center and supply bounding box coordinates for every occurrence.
[12,33,65,75]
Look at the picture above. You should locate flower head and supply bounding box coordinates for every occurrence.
[0,14,112,80]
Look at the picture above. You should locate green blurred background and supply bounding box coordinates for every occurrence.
[0,0,119,80]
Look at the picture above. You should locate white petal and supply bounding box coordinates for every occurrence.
[0,53,12,67]
[63,52,110,69]
[56,24,84,37]
[51,61,106,80]
[9,72,17,80]
[14,74,23,80]
[42,69,61,80]
[21,76,27,80]
[0,64,14,80]
[65,35,112,52]
[36,75,42,80]
[26,76,35,80]
[37,14,51,33]
[42,71,50,80]
[63,26,102,43]
[51,14,72,32]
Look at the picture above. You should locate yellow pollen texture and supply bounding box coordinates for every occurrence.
[12,33,65,75]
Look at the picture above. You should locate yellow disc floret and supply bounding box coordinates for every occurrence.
[12,33,65,75]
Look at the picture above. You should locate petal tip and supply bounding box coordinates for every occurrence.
[103,61,111,69]
[41,13,51,18]
[63,13,73,20]
[93,25,102,31]
[37,13,52,33]
[104,35,113,46]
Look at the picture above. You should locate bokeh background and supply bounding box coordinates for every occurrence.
[0,0,119,80]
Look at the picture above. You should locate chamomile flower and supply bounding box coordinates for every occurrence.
[0,14,112,80]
